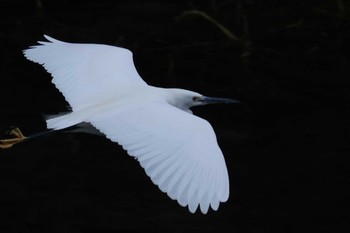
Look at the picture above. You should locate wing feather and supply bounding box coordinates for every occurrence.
[88,102,230,213]
[23,35,146,111]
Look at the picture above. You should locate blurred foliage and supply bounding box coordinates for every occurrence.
[0,0,349,105]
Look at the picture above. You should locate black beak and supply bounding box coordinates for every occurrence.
[202,96,240,104]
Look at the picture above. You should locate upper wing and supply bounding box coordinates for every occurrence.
[23,35,146,111]
[88,101,230,214]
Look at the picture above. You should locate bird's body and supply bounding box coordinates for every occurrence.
[46,86,201,129]
[1,35,238,214]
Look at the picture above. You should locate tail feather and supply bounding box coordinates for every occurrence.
[46,113,82,130]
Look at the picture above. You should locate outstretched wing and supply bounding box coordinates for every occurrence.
[23,35,146,111]
[88,101,230,214]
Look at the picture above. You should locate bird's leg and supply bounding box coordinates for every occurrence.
[0,127,26,149]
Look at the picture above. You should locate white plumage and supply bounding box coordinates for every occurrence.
[23,35,231,214]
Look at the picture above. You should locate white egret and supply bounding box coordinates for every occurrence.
[0,35,239,214]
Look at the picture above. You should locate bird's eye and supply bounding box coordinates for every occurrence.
[192,96,201,102]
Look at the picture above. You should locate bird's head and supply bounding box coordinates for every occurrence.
[166,88,239,112]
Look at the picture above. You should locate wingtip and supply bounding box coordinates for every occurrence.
[43,34,54,41]
[37,35,64,44]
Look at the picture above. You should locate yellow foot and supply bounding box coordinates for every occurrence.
[0,127,26,149]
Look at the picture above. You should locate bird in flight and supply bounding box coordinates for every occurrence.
[0,35,239,214]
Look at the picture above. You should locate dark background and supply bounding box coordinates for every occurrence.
[0,0,349,232]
